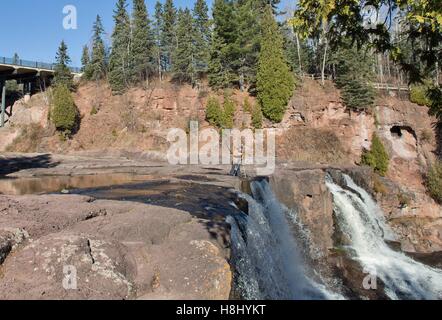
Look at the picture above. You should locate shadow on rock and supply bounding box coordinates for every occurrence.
[0,154,59,177]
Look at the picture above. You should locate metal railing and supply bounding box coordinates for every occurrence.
[0,56,80,73]
[301,74,410,91]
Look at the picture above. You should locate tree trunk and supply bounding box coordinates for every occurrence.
[295,33,303,75]
[378,53,384,85]
[158,53,162,82]
[321,37,328,86]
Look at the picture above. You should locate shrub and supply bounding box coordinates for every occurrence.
[410,84,431,106]
[426,160,442,204]
[243,97,252,113]
[252,104,263,129]
[90,106,98,116]
[222,93,235,129]
[50,85,79,135]
[205,96,222,128]
[361,133,389,176]
[373,175,387,195]
[5,80,20,94]
[205,94,236,129]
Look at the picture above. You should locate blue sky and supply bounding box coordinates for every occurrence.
[0,0,294,67]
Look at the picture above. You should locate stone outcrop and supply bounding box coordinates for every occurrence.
[277,79,442,253]
[0,194,232,300]
[270,168,335,260]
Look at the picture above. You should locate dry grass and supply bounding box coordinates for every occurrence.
[373,174,388,195]
[6,124,46,153]
[277,127,351,164]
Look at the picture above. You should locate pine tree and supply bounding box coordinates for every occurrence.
[161,0,177,72]
[51,84,79,136]
[153,1,164,80]
[255,0,281,14]
[90,15,107,81]
[427,160,442,204]
[81,45,90,73]
[109,0,131,94]
[131,0,155,84]
[361,133,389,176]
[172,9,197,84]
[235,0,261,91]
[206,96,223,127]
[208,32,229,89]
[54,40,73,89]
[256,6,294,123]
[193,0,210,78]
[12,53,20,65]
[332,44,375,111]
[222,92,236,129]
[208,0,239,89]
[252,104,263,129]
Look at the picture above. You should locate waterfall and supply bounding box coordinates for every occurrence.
[228,179,343,300]
[326,173,442,300]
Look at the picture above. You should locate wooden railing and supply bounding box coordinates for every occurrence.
[301,74,410,91]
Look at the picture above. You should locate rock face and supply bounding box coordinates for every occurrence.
[277,79,442,253]
[270,168,334,260]
[0,195,231,300]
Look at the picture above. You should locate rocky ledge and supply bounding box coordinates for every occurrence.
[0,194,232,300]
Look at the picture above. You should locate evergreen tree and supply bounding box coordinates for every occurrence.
[252,104,263,129]
[153,1,164,80]
[361,133,389,176]
[222,92,236,128]
[332,44,375,110]
[109,0,131,94]
[255,0,281,14]
[51,84,79,136]
[54,40,73,89]
[282,23,315,75]
[131,0,155,83]
[12,53,20,65]
[89,15,107,81]
[193,0,210,77]
[235,0,261,91]
[427,160,442,204]
[206,96,223,127]
[208,0,239,89]
[256,6,294,122]
[81,45,90,73]
[172,9,197,84]
[161,0,177,72]
[208,32,230,89]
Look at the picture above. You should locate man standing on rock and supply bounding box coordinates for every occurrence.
[230,144,244,177]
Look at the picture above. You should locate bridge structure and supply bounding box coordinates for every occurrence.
[0,57,81,127]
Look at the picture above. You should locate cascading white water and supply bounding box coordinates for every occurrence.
[326,173,442,300]
[228,179,343,300]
